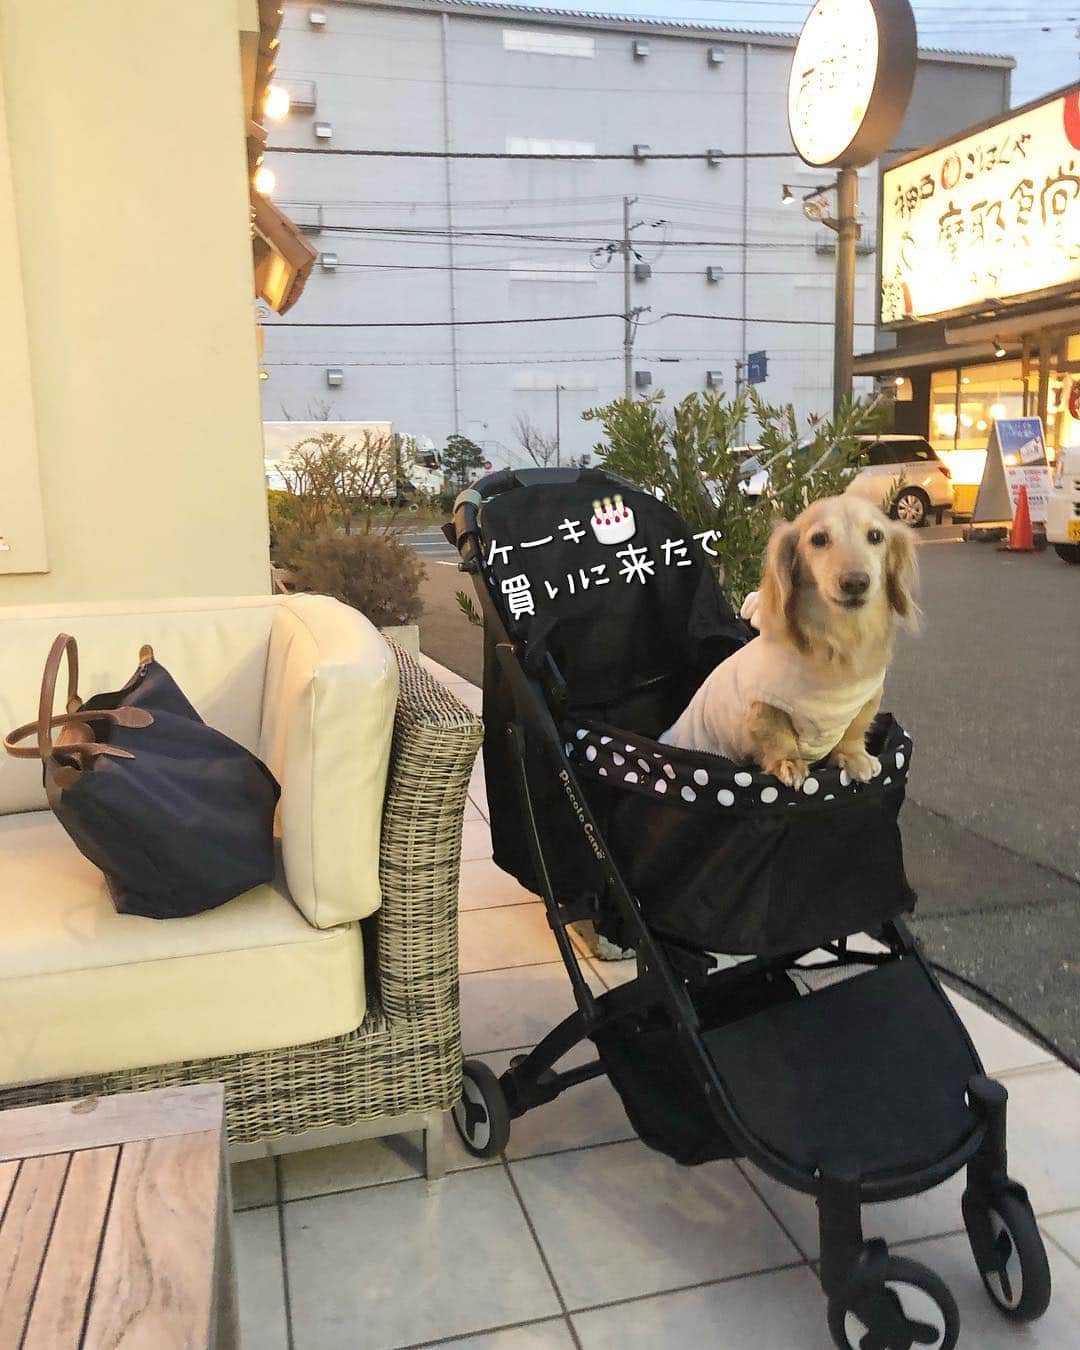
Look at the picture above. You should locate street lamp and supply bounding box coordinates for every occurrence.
[786,0,917,414]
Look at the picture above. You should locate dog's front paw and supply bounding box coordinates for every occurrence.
[830,747,880,783]
[764,756,809,788]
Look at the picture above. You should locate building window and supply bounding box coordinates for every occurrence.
[502,29,595,58]
[506,137,596,156]
[931,361,1026,487]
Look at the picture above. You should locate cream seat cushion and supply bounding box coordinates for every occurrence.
[0,813,366,1085]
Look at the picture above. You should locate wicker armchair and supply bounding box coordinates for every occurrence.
[0,641,482,1178]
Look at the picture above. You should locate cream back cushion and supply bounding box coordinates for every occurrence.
[0,597,277,816]
[261,595,398,929]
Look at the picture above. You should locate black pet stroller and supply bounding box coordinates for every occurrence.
[445,466,1051,1349]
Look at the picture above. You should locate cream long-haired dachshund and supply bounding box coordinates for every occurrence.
[661,495,918,786]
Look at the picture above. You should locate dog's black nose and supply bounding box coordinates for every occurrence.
[839,571,870,596]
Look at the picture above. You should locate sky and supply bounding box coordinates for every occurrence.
[505,1,1079,105]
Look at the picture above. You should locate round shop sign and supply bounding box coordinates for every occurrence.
[788,0,918,169]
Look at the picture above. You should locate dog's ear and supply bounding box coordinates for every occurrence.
[885,521,919,625]
[758,521,806,649]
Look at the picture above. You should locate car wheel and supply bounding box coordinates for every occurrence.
[1053,542,1080,564]
[891,488,930,528]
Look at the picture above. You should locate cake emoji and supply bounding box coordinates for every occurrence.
[590,494,636,545]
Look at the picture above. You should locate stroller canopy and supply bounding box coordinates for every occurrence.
[476,469,747,734]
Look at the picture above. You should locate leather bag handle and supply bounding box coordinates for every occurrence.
[2,634,153,763]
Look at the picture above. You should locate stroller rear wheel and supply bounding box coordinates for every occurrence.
[452,1059,511,1158]
[962,1185,1051,1321]
[826,1253,959,1350]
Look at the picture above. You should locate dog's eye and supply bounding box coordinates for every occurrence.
[809,531,829,548]
[867,528,885,545]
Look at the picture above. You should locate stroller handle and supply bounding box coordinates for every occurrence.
[449,465,638,558]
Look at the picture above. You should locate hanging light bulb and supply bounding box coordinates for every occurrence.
[254,164,276,196]
[264,83,290,121]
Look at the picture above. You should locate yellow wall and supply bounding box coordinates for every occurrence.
[0,0,270,603]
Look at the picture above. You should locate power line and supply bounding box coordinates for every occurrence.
[317,260,845,277]
[271,145,803,161]
[312,225,818,248]
[268,311,873,329]
[270,313,627,328]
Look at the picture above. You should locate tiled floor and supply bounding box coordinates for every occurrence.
[233,655,1080,1349]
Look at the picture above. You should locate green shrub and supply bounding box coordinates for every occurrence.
[586,389,879,605]
[267,490,300,554]
[285,528,424,627]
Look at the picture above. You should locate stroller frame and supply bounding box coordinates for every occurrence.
[449,468,1051,1346]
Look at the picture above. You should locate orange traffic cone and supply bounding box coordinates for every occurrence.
[999,485,1036,552]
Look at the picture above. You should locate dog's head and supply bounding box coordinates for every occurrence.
[758,495,918,653]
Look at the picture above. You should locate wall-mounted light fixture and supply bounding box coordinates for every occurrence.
[708,46,725,66]
[633,39,650,59]
[309,8,326,27]
[326,367,344,388]
[705,265,723,283]
[706,370,724,388]
[314,121,333,140]
[319,252,338,271]
[264,84,290,121]
[633,143,651,160]
[993,339,1007,358]
[706,148,724,167]
[254,164,276,196]
[781,184,795,204]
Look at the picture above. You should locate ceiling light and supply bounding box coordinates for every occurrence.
[254,165,276,196]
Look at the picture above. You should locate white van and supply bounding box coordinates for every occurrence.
[1047,445,1080,564]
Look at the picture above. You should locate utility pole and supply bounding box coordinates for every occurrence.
[622,195,638,400]
[554,383,562,467]
[832,166,859,415]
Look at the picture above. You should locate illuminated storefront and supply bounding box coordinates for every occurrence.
[855,83,1080,509]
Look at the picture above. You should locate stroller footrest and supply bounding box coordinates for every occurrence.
[703,957,982,1183]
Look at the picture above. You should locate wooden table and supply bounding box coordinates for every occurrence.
[0,1084,238,1349]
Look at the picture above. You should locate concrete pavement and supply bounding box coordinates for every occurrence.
[418,530,1080,1059]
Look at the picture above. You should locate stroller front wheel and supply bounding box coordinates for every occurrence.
[452,1059,511,1158]
[826,1253,959,1350]
[962,1185,1051,1322]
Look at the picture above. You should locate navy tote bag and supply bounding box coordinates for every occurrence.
[4,634,280,919]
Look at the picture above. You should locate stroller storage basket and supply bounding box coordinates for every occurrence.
[565,715,915,956]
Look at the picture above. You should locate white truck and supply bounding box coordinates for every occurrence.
[1047,444,1080,563]
[263,421,443,496]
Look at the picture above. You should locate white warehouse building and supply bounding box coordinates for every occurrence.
[260,0,1013,467]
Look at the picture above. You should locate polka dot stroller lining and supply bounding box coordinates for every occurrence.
[564,716,913,810]
[564,714,916,957]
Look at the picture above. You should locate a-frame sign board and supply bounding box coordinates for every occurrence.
[971,418,1052,525]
